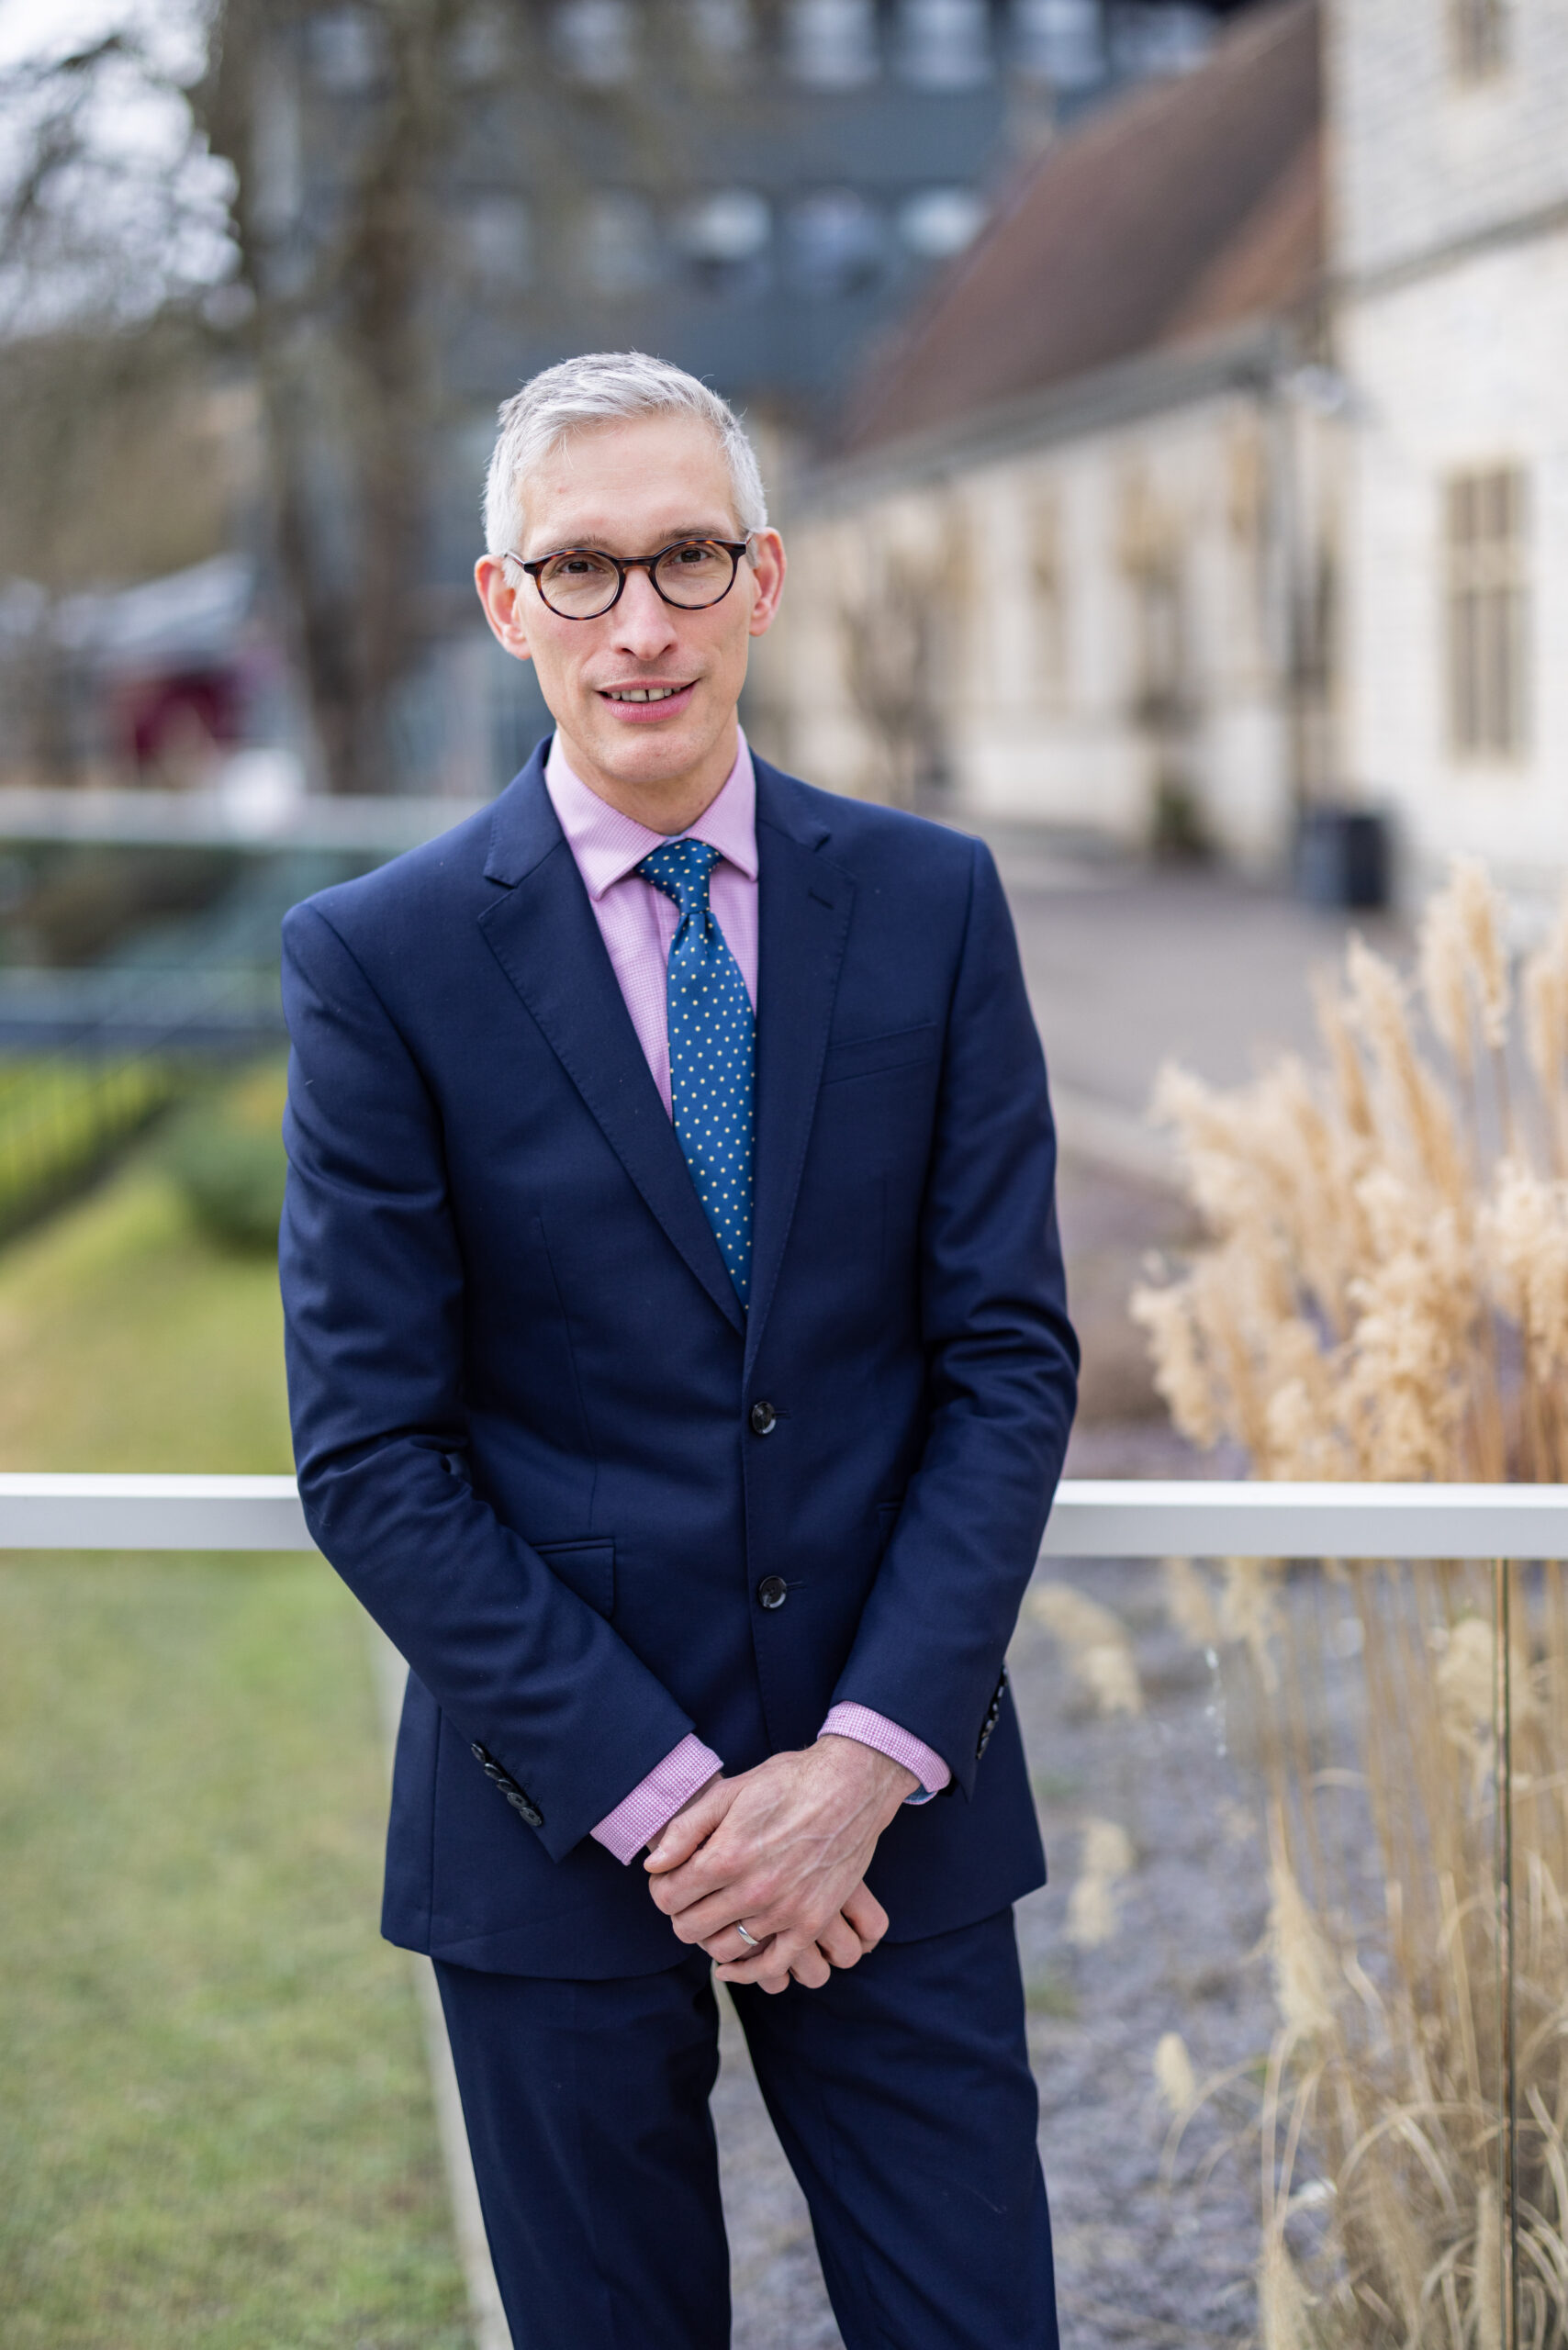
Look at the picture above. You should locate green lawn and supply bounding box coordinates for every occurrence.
[0,1150,470,2347]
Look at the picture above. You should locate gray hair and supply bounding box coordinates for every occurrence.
[483,351,768,556]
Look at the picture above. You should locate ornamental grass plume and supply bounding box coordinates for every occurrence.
[1135,860,1568,2347]
[1131,856,1568,1479]
[1154,2030,1199,2116]
[1025,1583,1144,1718]
[1066,1818,1136,1950]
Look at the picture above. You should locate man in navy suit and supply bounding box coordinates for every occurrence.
[280,352,1077,2349]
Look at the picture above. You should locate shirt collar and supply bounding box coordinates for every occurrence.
[543,729,757,902]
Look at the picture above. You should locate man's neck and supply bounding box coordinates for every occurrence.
[553,720,740,836]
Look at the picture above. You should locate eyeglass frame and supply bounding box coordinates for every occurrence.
[504,533,758,620]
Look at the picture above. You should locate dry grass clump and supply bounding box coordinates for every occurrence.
[1066,1818,1136,1949]
[1131,859,1568,1483]
[1160,1557,1567,2348]
[1133,862,1568,2346]
[1025,1581,1144,1718]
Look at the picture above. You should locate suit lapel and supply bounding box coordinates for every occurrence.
[745,763,855,1371]
[477,752,745,1337]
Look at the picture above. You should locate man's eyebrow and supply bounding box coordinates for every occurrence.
[533,522,738,553]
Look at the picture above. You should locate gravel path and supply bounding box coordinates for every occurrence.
[714,1544,1276,2350]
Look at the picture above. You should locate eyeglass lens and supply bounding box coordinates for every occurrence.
[537,540,736,617]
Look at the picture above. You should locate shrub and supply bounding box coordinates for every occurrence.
[0,1056,177,1240]
[164,1060,288,1253]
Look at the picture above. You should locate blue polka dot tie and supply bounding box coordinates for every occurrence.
[634,837,754,1307]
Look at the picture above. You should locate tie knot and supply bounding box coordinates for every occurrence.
[635,836,720,916]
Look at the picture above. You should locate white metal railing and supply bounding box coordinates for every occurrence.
[2,1473,1567,1558]
[10,1469,1555,2350]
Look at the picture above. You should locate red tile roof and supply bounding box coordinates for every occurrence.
[837,0,1322,457]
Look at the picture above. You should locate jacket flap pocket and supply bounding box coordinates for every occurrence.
[821,1022,938,1086]
[534,1537,615,1618]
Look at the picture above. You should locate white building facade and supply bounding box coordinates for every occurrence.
[759,338,1336,871]
[753,0,1334,873]
[1331,0,1568,893]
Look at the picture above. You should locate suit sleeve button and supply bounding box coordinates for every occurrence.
[756,1575,789,1611]
[748,1401,778,1436]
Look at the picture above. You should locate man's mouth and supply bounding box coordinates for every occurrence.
[597,679,699,722]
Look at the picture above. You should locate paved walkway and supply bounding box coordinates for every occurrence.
[989,842,1407,1183]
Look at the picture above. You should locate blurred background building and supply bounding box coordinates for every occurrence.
[765,0,1568,898]
[0,0,1251,811]
[757,0,1327,871]
[0,0,1562,886]
[1333,0,1568,899]
[7,17,1568,2347]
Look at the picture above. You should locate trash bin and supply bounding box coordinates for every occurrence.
[1295,808,1390,910]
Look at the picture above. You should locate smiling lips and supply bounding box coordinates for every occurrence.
[599,680,697,721]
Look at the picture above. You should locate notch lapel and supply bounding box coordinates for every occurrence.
[745,766,855,1371]
[477,755,744,1337]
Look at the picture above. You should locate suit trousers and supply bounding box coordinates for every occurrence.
[433,1906,1058,2350]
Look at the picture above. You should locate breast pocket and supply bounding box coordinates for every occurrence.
[820,1022,939,1086]
[534,1537,615,1618]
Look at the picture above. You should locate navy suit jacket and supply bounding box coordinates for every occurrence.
[279,742,1078,1977]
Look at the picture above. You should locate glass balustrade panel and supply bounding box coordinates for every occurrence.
[1011,1548,1521,2348]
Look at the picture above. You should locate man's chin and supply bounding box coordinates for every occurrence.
[577,714,720,791]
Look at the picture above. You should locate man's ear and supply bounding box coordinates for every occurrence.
[475,554,535,664]
[746,530,787,639]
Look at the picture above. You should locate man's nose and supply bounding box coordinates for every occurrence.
[610,565,681,660]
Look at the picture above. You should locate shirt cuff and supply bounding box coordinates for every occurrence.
[820,1704,951,1805]
[590,1734,723,1865]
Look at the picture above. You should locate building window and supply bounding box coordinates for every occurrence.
[578,193,660,297]
[897,0,993,88]
[307,7,383,93]
[674,189,771,290]
[452,11,512,84]
[1118,468,1184,723]
[784,0,879,87]
[462,196,532,292]
[1446,466,1529,760]
[553,0,636,85]
[785,190,885,296]
[685,0,753,73]
[1013,0,1107,90]
[1450,0,1508,82]
[1029,486,1066,695]
[897,186,988,260]
[1107,4,1214,78]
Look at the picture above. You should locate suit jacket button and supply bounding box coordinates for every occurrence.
[757,1574,789,1611]
[749,1400,778,1436]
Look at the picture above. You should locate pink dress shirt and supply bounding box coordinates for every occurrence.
[541,731,953,1863]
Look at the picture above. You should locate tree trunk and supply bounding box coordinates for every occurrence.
[198,0,462,793]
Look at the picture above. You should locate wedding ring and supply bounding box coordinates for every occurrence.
[734,1921,762,1950]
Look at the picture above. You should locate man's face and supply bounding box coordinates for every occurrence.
[476,411,784,813]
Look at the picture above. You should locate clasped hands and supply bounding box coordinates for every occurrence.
[644,1734,916,1994]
